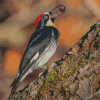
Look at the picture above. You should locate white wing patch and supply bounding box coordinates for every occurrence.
[30,52,39,63]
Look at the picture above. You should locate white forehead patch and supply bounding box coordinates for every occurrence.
[44,12,50,15]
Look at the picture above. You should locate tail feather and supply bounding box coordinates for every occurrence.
[9,78,17,89]
[7,78,21,100]
[10,79,21,95]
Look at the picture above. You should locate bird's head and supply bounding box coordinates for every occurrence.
[35,4,66,30]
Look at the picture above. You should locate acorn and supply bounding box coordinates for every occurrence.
[59,5,66,12]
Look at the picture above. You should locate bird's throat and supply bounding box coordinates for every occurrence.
[46,19,55,27]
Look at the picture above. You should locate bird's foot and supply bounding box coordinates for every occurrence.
[50,60,62,68]
[39,66,49,77]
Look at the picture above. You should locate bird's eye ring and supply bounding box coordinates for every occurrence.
[43,15,49,19]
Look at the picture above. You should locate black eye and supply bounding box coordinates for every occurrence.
[43,15,49,19]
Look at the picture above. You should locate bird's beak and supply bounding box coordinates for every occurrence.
[49,4,66,19]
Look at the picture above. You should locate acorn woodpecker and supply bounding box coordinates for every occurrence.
[9,4,66,97]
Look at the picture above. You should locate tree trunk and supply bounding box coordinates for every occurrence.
[8,21,100,100]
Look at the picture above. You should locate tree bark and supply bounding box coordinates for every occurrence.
[8,21,100,100]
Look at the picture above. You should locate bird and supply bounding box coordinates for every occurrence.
[8,4,66,98]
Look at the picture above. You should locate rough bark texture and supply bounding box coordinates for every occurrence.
[8,21,100,100]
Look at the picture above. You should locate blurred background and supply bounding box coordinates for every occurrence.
[0,0,100,99]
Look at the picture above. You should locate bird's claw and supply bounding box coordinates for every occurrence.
[39,66,49,77]
[50,60,62,68]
